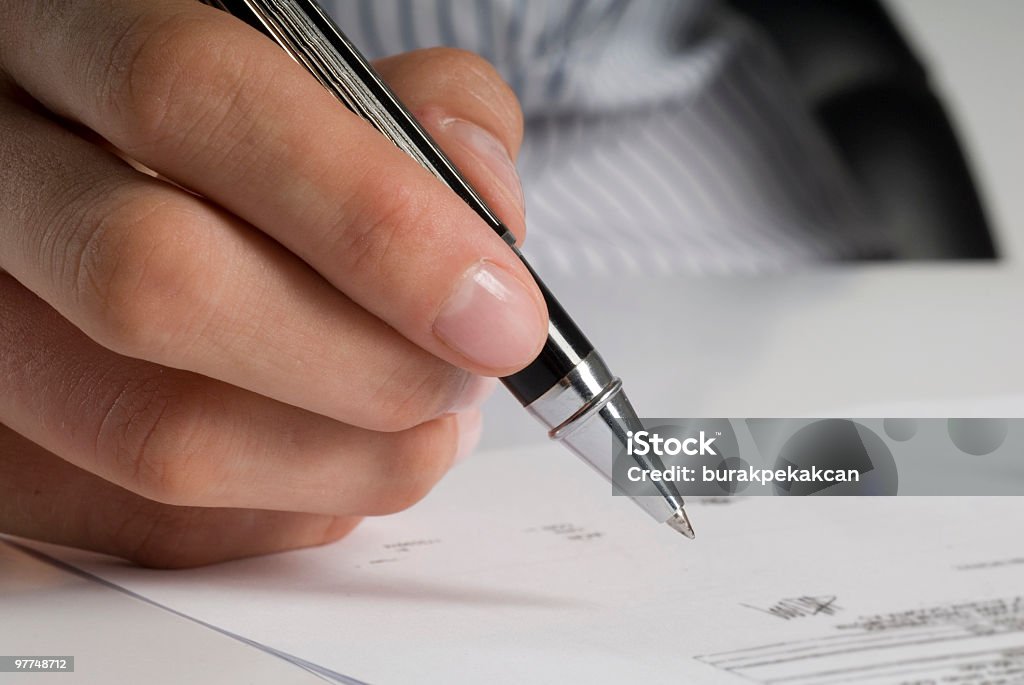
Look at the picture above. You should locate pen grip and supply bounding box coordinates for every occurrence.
[205,0,596,405]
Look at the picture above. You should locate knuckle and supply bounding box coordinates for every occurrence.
[366,358,468,432]
[128,542,190,569]
[95,376,217,506]
[416,46,496,73]
[369,418,457,515]
[124,508,206,569]
[72,190,215,361]
[89,10,183,140]
[331,173,426,276]
[92,11,258,158]
[414,47,523,141]
[417,46,503,84]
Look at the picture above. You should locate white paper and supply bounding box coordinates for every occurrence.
[32,437,1024,684]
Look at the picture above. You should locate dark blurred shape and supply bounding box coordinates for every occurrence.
[727,0,998,259]
[773,420,899,496]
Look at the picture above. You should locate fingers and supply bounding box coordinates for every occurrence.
[0,0,546,375]
[0,423,361,568]
[375,48,527,244]
[0,94,479,432]
[0,273,484,517]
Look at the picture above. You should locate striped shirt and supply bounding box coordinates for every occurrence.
[322,0,888,275]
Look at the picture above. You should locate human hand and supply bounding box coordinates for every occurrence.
[0,0,544,567]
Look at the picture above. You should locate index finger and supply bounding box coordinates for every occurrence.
[0,0,547,375]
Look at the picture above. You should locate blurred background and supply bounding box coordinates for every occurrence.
[332,0,1024,274]
[428,0,1024,449]
[885,0,1023,261]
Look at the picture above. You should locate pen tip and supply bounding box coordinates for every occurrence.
[668,509,696,539]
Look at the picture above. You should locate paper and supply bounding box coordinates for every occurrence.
[0,541,330,684]
[33,441,1024,684]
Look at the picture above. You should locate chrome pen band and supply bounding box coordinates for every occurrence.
[525,351,686,524]
[548,377,623,441]
[523,350,617,435]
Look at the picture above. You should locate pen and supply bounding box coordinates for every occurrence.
[199,0,694,539]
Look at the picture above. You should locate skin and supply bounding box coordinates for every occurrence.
[0,0,546,568]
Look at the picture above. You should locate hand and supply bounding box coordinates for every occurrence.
[0,0,545,567]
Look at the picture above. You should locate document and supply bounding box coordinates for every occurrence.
[0,543,329,684]
[30,441,1024,684]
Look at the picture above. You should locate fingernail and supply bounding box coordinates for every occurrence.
[442,118,525,216]
[454,409,484,465]
[434,260,546,371]
[449,375,500,413]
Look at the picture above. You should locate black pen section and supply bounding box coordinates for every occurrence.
[501,250,595,407]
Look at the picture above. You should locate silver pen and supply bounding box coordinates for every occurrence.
[199,0,694,538]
